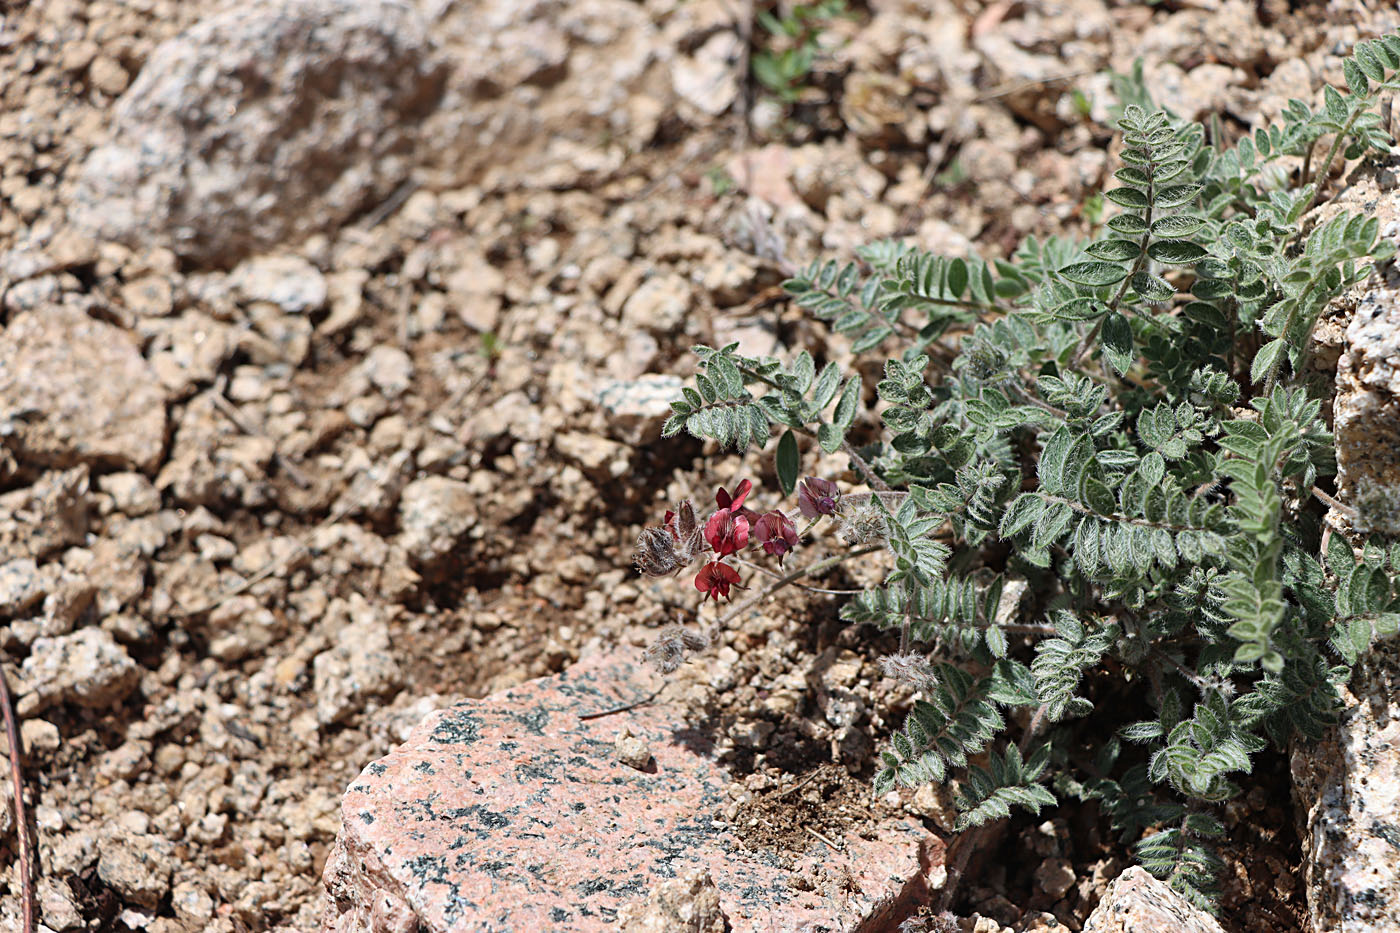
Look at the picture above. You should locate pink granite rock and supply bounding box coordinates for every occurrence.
[321,651,943,932]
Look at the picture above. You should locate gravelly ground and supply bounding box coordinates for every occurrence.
[2,1,1396,930]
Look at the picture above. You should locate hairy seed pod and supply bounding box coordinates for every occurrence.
[634,527,685,577]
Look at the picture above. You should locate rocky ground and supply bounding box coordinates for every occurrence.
[2,0,1399,931]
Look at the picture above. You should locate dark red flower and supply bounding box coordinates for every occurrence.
[798,476,841,519]
[753,510,798,564]
[694,561,742,601]
[704,507,750,556]
[715,479,759,525]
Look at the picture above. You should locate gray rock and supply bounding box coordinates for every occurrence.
[416,0,667,188]
[617,868,725,933]
[0,557,43,616]
[70,0,446,265]
[20,628,141,715]
[312,619,403,725]
[463,389,545,446]
[37,878,84,932]
[230,254,328,312]
[672,31,742,118]
[621,273,693,334]
[554,430,629,480]
[1082,866,1225,933]
[156,391,274,508]
[360,346,415,400]
[0,466,90,564]
[0,305,167,473]
[595,373,685,445]
[97,831,176,910]
[119,275,175,318]
[613,731,654,771]
[1292,638,1400,933]
[99,472,161,517]
[1034,857,1076,900]
[398,476,476,564]
[170,880,216,928]
[1336,284,1400,534]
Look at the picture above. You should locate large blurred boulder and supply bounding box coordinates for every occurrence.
[69,0,446,265]
[416,0,681,190]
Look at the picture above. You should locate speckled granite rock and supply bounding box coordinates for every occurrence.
[1081,867,1225,933]
[320,651,942,932]
[1325,161,1400,534]
[0,304,167,473]
[1334,278,1400,535]
[1291,638,1400,933]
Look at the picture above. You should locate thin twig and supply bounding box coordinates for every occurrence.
[1304,110,1365,213]
[1150,645,1218,694]
[360,179,419,230]
[804,825,844,852]
[578,683,667,721]
[974,69,1090,103]
[842,439,890,492]
[442,365,493,416]
[173,494,359,620]
[732,558,865,594]
[776,769,824,800]
[735,0,755,150]
[209,378,310,488]
[1,663,34,933]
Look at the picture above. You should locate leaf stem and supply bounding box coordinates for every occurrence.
[1075,139,1159,367]
[1305,105,1366,212]
[734,359,891,491]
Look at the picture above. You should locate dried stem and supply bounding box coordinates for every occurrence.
[1,663,34,933]
[578,683,667,721]
[209,376,310,489]
[842,439,891,492]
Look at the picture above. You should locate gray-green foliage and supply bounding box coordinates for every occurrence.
[660,34,1400,910]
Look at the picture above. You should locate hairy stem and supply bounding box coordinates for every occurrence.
[707,544,885,639]
[732,556,866,595]
[1305,106,1365,212]
[1075,139,1159,368]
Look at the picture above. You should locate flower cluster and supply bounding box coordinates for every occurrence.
[633,475,843,602]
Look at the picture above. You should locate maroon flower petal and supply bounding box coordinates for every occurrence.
[704,508,750,557]
[798,476,840,519]
[716,479,754,516]
[694,561,742,601]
